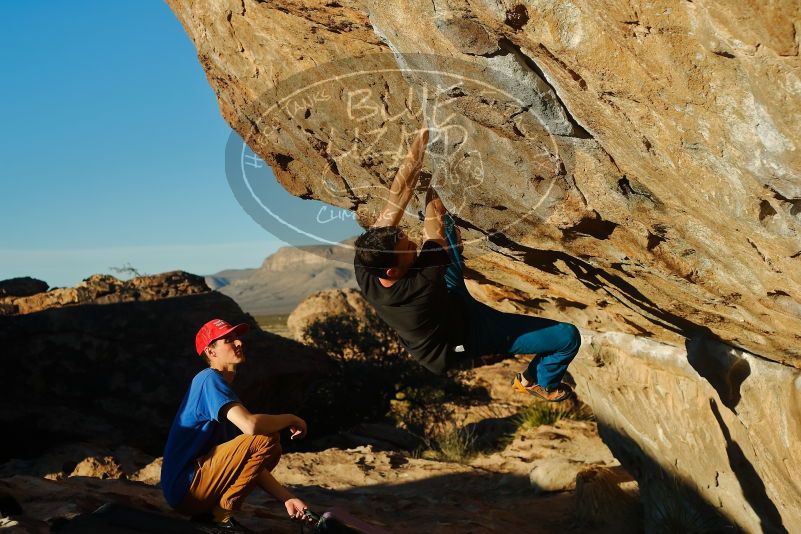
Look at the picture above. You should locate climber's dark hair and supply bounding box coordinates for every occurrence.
[354,226,404,275]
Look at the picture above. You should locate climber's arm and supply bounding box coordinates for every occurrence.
[423,187,447,247]
[372,127,429,228]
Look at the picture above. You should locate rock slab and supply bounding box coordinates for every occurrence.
[572,331,801,532]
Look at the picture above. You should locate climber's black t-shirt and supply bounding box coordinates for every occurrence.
[355,240,468,374]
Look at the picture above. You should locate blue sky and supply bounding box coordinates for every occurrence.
[0,2,360,288]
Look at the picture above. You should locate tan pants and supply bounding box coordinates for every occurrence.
[178,433,282,515]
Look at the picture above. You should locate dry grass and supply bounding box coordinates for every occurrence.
[412,424,479,464]
[434,425,478,463]
[515,400,594,430]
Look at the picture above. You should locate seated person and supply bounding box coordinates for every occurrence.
[161,318,312,530]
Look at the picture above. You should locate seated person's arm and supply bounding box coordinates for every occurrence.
[257,469,310,521]
[373,127,429,228]
[423,187,447,247]
[224,403,307,439]
[258,468,295,502]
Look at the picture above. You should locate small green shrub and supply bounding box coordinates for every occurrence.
[298,313,484,440]
[389,384,456,435]
[432,425,478,464]
[515,401,593,430]
[516,403,568,429]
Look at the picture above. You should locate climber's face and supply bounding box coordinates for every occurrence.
[384,232,418,279]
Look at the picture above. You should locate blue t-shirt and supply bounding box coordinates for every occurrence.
[161,368,240,508]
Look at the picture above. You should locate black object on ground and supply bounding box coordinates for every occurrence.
[53,502,217,533]
[302,507,388,534]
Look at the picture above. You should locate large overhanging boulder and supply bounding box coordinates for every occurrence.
[167,1,801,530]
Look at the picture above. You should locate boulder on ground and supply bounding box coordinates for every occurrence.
[287,288,377,342]
[0,277,48,298]
[70,457,124,480]
[130,458,162,486]
[574,466,641,532]
[529,457,586,495]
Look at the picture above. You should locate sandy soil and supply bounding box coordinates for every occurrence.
[1,358,639,533]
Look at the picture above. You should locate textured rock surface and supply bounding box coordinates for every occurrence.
[1,272,333,461]
[167,1,801,531]
[0,271,209,316]
[0,443,157,483]
[573,332,801,531]
[528,456,585,495]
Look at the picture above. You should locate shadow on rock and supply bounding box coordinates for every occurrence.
[686,335,751,412]
[597,421,741,533]
[709,399,786,534]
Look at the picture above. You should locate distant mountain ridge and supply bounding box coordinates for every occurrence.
[206,240,357,315]
[204,268,256,291]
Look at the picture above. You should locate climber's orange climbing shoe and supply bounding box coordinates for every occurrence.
[512,373,573,402]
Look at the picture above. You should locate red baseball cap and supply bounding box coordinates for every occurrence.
[195,318,249,355]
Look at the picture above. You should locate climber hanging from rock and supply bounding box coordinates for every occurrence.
[353,124,581,402]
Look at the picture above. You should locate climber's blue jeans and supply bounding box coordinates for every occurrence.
[443,215,580,389]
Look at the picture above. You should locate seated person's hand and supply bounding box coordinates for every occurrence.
[290,416,307,439]
[285,498,313,522]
